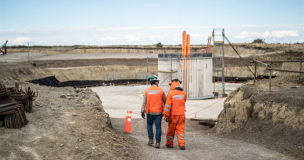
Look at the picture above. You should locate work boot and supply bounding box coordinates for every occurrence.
[155,142,160,148]
[165,143,173,148]
[180,146,186,150]
[148,139,153,146]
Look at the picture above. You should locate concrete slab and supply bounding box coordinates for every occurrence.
[0,53,158,62]
[32,53,158,60]
[0,52,46,62]
[91,82,242,119]
[214,82,243,94]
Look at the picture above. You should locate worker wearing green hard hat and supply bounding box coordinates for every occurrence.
[141,75,166,148]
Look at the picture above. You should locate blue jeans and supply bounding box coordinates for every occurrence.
[147,114,163,142]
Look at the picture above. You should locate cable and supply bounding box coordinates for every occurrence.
[186,97,226,117]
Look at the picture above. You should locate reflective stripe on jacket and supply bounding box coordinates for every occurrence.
[164,89,186,117]
[144,85,164,114]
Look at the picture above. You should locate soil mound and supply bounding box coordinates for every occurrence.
[216,82,304,159]
[0,83,139,159]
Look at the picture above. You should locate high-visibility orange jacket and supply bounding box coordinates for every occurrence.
[144,85,165,114]
[169,81,180,91]
[163,87,186,118]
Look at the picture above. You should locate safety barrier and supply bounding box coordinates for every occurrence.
[124,97,226,132]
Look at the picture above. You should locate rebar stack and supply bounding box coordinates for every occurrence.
[8,83,38,112]
[0,84,28,128]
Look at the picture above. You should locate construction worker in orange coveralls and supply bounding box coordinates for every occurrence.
[163,84,187,150]
[141,75,166,148]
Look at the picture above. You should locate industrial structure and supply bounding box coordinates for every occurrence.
[0,40,8,55]
[157,31,214,99]
[212,28,225,98]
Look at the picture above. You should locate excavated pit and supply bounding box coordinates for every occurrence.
[29,76,147,88]
[0,46,303,159]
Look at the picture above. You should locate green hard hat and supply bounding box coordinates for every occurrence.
[148,75,159,82]
[148,75,155,81]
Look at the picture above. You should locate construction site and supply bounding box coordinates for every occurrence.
[0,28,304,160]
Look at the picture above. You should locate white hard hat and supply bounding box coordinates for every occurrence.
[150,75,160,82]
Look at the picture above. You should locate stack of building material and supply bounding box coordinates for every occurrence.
[0,84,28,128]
[8,83,38,112]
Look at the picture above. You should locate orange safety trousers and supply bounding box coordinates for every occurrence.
[166,115,185,147]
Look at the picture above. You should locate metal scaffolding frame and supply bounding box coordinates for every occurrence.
[212,28,225,98]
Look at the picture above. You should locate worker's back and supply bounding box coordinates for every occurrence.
[144,85,164,114]
[166,88,186,115]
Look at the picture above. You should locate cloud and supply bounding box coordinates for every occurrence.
[191,34,205,39]
[235,30,299,39]
[12,37,30,45]
[147,26,180,29]
[300,39,304,43]
[123,35,140,42]
[99,35,163,43]
[143,35,162,40]
[235,31,270,39]
[271,30,299,38]
[95,26,210,31]
[100,36,120,41]
[96,27,141,31]
[1,25,302,45]
[100,35,140,42]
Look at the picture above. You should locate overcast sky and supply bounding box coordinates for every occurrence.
[0,0,303,46]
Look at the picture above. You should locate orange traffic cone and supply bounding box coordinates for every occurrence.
[124,111,132,133]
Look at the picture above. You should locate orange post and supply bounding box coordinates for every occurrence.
[186,34,191,56]
[124,111,132,133]
[182,31,187,57]
[186,34,191,97]
[181,32,192,97]
[182,31,187,94]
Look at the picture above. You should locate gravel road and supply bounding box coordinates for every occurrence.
[111,118,297,160]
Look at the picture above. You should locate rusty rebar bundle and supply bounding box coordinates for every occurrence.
[0,84,28,128]
[8,83,38,112]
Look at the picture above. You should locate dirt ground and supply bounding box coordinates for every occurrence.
[216,76,304,159]
[0,81,300,160]
[110,118,296,160]
[1,45,303,159]
[0,83,139,160]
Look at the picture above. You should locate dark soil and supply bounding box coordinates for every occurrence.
[33,58,158,68]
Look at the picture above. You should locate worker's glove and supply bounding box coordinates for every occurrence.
[164,117,168,122]
[141,112,145,119]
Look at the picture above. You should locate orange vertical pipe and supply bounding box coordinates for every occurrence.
[186,34,190,56]
[182,31,187,94]
[182,31,187,58]
[186,34,191,97]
